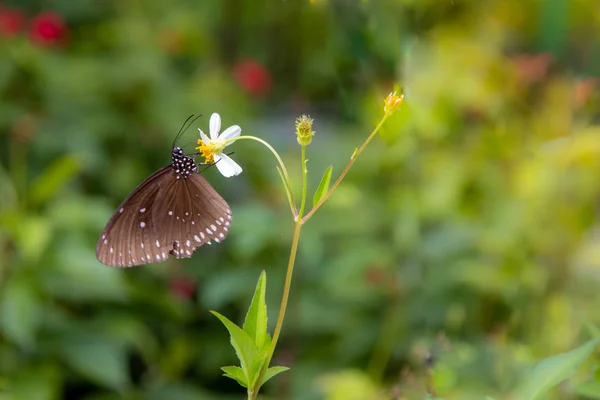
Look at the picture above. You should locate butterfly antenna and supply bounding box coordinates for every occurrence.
[172,114,203,148]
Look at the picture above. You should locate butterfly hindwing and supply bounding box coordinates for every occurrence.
[152,173,231,259]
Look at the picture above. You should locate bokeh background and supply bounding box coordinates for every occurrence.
[1,0,600,399]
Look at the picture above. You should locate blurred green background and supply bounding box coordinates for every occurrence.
[1,0,600,399]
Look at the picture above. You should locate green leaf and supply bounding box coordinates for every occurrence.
[0,277,42,349]
[211,311,259,382]
[515,338,599,400]
[261,366,289,386]
[29,155,81,206]
[312,165,333,207]
[243,271,269,351]
[11,364,60,400]
[60,335,129,390]
[222,366,248,388]
[575,381,600,399]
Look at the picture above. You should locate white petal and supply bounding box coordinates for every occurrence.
[214,152,242,178]
[209,113,221,140]
[220,125,241,144]
[198,128,210,144]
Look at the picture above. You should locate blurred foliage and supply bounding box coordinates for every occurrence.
[0,0,599,399]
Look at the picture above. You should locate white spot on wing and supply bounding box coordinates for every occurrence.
[219,233,224,238]
[155,240,160,248]
[140,221,146,228]
[220,217,225,223]
[186,240,191,247]
[110,247,114,254]
[194,235,201,243]
[162,252,166,259]
[200,232,205,239]
[155,254,160,260]
[140,208,146,213]
[119,208,124,213]
[210,224,217,232]
[168,211,173,216]
[103,239,107,245]
[206,228,212,235]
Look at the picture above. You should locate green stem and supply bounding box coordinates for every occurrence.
[298,145,308,218]
[227,135,297,217]
[301,114,389,223]
[250,145,308,399]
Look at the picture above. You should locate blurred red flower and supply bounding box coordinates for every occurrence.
[234,59,272,97]
[169,275,196,300]
[0,5,23,37]
[513,53,553,86]
[29,11,66,46]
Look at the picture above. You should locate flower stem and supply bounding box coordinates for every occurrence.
[251,144,308,399]
[298,145,308,219]
[302,114,389,223]
[228,135,297,217]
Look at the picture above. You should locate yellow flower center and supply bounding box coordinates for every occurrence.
[196,139,215,163]
[196,138,227,164]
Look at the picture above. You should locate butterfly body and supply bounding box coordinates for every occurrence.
[96,147,231,267]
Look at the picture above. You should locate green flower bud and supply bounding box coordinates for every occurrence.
[295,114,314,146]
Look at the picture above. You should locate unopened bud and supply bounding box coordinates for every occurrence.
[295,114,315,146]
[384,91,404,115]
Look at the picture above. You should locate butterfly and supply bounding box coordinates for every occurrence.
[96,116,233,267]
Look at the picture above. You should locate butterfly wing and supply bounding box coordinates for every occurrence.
[96,166,173,267]
[152,172,232,259]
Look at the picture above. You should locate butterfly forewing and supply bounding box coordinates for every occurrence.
[96,166,173,267]
[96,147,232,267]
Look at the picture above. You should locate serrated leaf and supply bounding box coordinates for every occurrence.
[222,366,248,388]
[515,338,599,400]
[312,165,333,207]
[243,271,269,351]
[261,366,289,386]
[211,311,259,382]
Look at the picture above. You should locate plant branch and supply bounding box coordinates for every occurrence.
[302,114,389,223]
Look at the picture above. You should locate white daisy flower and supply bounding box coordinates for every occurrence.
[196,113,243,178]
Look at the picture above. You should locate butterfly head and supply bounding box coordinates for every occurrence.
[171,147,198,179]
